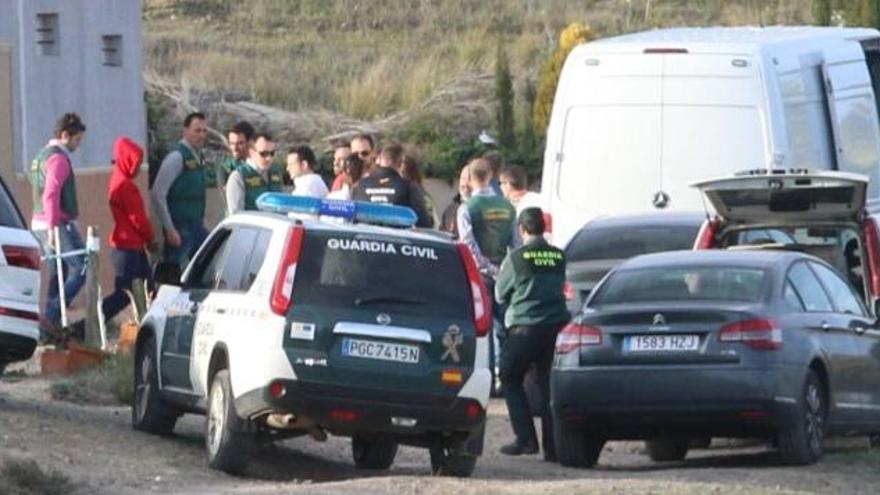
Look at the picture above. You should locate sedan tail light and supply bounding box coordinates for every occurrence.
[718,318,782,350]
[457,243,492,337]
[2,245,41,270]
[555,322,602,354]
[270,226,305,316]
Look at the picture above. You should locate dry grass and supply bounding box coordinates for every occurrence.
[144,0,817,119]
[0,458,80,495]
[49,352,134,406]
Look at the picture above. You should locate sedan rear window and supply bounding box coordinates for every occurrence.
[292,233,471,317]
[591,266,766,305]
[567,225,699,262]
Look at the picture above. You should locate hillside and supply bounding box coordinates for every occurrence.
[142,0,818,175]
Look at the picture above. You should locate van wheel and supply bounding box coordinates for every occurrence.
[132,336,178,435]
[778,369,826,465]
[646,438,689,462]
[553,418,603,468]
[429,446,477,477]
[352,435,398,470]
[206,369,254,475]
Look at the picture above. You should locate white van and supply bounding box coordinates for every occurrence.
[541,26,880,248]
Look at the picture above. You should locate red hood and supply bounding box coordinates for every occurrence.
[113,137,144,179]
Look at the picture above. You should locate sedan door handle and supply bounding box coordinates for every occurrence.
[821,321,830,332]
[216,308,226,315]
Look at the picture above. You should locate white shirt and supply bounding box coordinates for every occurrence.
[325,184,351,200]
[512,191,544,217]
[292,173,329,199]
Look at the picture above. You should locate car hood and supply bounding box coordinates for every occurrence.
[691,170,868,226]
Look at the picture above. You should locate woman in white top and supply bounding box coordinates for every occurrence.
[326,154,365,201]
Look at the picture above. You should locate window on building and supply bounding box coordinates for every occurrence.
[36,13,59,56]
[102,35,123,67]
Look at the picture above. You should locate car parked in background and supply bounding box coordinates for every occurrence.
[693,170,880,313]
[552,250,880,468]
[0,174,41,376]
[563,213,704,314]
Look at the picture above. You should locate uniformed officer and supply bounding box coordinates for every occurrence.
[150,112,209,268]
[214,120,255,190]
[225,132,285,214]
[495,207,569,461]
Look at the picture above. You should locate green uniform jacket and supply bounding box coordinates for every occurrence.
[495,236,570,328]
[238,162,285,211]
[212,156,246,188]
[167,142,207,225]
[30,145,79,218]
[465,194,516,266]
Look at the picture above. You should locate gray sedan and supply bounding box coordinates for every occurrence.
[551,249,880,468]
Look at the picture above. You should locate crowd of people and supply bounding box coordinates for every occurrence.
[29,111,567,462]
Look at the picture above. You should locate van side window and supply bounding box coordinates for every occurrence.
[786,262,833,312]
[810,261,866,316]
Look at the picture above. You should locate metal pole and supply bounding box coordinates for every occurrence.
[84,226,101,347]
[54,226,67,328]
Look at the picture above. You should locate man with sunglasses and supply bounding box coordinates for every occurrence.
[225,133,285,214]
[350,133,374,176]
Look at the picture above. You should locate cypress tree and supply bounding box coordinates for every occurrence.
[495,42,516,151]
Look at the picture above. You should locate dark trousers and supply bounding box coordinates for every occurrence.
[499,324,560,453]
[101,248,151,322]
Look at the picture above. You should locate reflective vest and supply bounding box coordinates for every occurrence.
[465,194,516,265]
[238,162,285,211]
[167,142,206,226]
[30,145,79,219]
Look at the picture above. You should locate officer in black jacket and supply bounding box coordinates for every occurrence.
[351,143,433,228]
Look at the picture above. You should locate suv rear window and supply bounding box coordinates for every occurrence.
[567,224,699,262]
[591,266,766,305]
[293,232,470,317]
[0,176,26,229]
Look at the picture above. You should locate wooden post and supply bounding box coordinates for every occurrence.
[84,226,102,348]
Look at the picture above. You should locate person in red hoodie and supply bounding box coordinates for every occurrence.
[101,137,155,322]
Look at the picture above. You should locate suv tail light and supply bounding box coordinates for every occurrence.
[864,218,880,298]
[718,318,782,350]
[2,245,41,270]
[457,243,492,337]
[542,212,553,234]
[555,322,602,354]
[562,281,575,301]
[693,218,720,250]
[270,226,305,316]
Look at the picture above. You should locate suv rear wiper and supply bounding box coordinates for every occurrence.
[354,295,425,306]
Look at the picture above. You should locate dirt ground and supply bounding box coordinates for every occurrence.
[2,374,880,495]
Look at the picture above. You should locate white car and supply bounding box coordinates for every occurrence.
[0,175,41,375]
[133,194,492,477]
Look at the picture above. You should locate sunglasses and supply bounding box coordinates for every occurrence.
[258,150,276,158]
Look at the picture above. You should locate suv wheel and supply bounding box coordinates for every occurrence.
[132,336,178,435]
[351,435,398,470]
[778,369,826,465]
[429,446,477,477]
[553,418,604,468]
[646,437,689,462]
[206,369,254,474]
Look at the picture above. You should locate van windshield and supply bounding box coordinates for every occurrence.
[292,232,471,317]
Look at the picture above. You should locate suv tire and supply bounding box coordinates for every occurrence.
[206,369,254,475]
[554,418,603,468]
[352,435,398,470]
[778,369,826,465]
[429,446,477,477]
[132,335,178,435]
[646,437,689,462]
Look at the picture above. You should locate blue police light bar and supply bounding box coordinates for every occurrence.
[255,193,418,228]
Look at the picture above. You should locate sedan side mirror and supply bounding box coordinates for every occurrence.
[154,262,182,287]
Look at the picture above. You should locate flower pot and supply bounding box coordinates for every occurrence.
[67,343,107,373]
[117,322,139,355]
[40,348,71,376]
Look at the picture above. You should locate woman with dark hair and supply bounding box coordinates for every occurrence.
[326,154,364,200]
[400,154,438,226]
